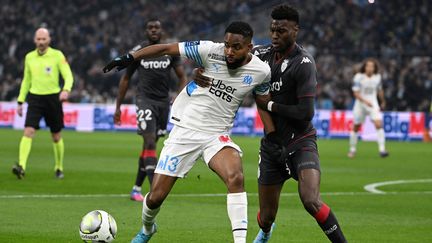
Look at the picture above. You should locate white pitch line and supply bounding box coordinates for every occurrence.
[1,191,432,199]
[364,179,432,194]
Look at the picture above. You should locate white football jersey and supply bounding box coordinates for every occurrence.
[170,40,271,133]
[352,73,382,103]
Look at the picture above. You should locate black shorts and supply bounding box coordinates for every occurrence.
[135,97,169,137]
[258,136,320,185]
[25,93,64,133]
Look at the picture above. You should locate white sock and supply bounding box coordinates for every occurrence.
[349,131,358,153]
[142,193,160,235]
[133,185,142,192]
[377,128,386,152]
[227,192,248,243]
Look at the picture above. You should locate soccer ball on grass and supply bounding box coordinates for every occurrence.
[79,210,117,242]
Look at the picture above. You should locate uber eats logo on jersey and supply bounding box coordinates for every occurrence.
[140,59,171,69]
[209,79,237,102]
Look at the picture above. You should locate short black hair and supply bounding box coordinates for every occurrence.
[225,21,253,39]
[271,5,299,25]
[146,17,161,26]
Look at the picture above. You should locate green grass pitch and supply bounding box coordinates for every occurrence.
[0,129,431,242]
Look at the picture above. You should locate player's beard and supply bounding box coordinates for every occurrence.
[226,55,246,69]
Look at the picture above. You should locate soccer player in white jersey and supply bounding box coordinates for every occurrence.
[349,58,389,158]
[103,21,273,243]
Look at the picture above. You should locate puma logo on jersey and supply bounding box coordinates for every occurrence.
[140,59,171,69]
[300,57,311,64]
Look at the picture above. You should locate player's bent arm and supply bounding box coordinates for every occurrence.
[378,89,386,109]
[256,95,276,134]
[173,65,188,94]
[132,43,180,60]
[115,74,130,110]
[258,108,276,134]
[269,97,315,121]
[115,64,137,110]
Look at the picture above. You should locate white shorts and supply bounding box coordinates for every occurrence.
[154,125,243,178]
[353,101,382,124]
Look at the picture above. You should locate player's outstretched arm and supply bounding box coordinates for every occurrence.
[103,43,180,73]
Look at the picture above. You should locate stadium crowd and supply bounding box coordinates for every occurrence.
[1,0,431,112]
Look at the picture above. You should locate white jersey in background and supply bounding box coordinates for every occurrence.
[352,72,383,123]
[171,40,271,133]
[352,73,382,106]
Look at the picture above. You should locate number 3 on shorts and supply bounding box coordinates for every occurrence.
[157,155,180,172]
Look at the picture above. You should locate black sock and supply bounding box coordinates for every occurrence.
[134,157,146,187]
[314,203,347,243]
[144,157,157,184]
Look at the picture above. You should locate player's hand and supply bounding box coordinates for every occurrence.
[192,68,211,88]
[59,90,69,102]
[17,104,23,117]
[114,108,121,125]
[103,54,134,73]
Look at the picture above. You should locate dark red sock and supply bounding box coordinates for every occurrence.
[314,203,347,243]
[140,150,157,184]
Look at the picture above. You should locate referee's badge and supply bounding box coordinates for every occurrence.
[281,59,289,72]
[45,66,52,74]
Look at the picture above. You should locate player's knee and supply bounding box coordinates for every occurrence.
[23,127,35,138]
[144,141,156,150]
[52,133,62,142]
[226,171,244,192]
[301,196,322,215]
[146,191,165,209]
[142,134,157,149]
[259,210,276,228]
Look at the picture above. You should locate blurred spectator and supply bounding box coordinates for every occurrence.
[1,0,431,111]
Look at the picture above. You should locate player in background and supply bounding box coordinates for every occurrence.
[104,21,273,243]
[114,18,188,201]
[193,5,347,243]
[12,27,73,179]
[348,58,389,158]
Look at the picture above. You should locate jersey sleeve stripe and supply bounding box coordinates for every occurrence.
[184,46,194,61]
[185,45,203,66]
[192,45,203,66]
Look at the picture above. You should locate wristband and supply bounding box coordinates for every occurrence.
[267,101,274,112]
[17,101,23,105]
